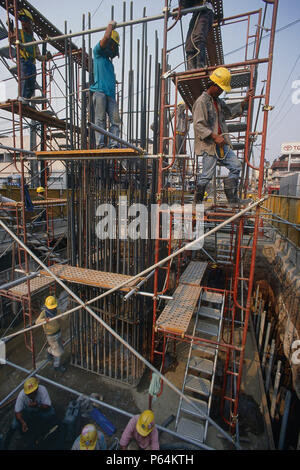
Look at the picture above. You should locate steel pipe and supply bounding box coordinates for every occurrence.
[0,144,35,156]
[88,122,145,154]
[21,6,208,47]
[0,272,39,291]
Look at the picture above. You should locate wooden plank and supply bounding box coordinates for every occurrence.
[36,148,140,160]
[39,263,145,292]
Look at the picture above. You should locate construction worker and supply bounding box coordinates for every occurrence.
[71,424,107,450]
[12,377,56,448]
[13,9,51,102]
[36,186,45,199]
[119,410,159,450]
[173,1,215,70]
[192,67,254,206]
[35,296,66,373]
[90,21,121,149]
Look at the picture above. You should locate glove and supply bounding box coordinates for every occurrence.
[109,20,117,29]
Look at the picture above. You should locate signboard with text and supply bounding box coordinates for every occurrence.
[281,142,300,154]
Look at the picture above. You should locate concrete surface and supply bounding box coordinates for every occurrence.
[0,295,273,452]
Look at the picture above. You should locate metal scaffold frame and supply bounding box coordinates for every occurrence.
[0,0,279,447]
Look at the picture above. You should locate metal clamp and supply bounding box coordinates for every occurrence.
[262,104,274,111]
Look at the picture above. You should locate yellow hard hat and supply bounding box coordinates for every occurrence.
[45,296,58,309]
[19,9,33,22]
[136,410,155,437]
[36,186,45,193]
[111,30,120,45]
[79,424,98,450]
[24,377,39,395]
[210,67,232,92]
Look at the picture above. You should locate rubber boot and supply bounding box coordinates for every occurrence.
[193,184,207,205]
[223,178,252,208]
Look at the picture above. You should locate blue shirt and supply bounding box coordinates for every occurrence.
[90,42,116,99]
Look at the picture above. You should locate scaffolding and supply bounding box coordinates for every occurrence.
[0,0,279,447]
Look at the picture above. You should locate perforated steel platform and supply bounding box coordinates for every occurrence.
[0,198,67,207]
[40,264,145,292]
[0,100,75,131]
[156,283,202,335]
[4,276,55,298]
[175,69,252,111]
[179,261,207,286]
[156,261,208,335]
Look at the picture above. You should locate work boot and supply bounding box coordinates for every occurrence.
[223,178,252,208]
[193,184,207,205]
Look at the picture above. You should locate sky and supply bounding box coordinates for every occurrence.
[0,0,299,164]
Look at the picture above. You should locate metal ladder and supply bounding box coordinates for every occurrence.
[175,289,225,444]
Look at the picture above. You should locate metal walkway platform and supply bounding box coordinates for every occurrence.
[156,261,208,335]
[40,263,145,292]
[175,67,252,111]
[2,276,55,298]
[0,198,67,207]
[0,100,77,131]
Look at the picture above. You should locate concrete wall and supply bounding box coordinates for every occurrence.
[251,233,300,399]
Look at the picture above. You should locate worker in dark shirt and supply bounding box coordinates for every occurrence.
[174,1,214,70]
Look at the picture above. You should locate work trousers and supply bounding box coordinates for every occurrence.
[46,330,64,368]
[20,59,36,99]
[185,9,214,64]
[12,406,56,437]
[92,91,121,148]
[196,145,241,186]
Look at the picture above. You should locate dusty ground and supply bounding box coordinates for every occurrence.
[0,290,272,452]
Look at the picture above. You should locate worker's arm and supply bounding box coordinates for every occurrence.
[38,403,51,410]
[150,428,160,450]
[35,45,52,62]
[241,88,254,110]
[35,311,45,325]
[100,21,117,49]
[221,88,254,119]
[15,412,28,433]
[119,418,135,450]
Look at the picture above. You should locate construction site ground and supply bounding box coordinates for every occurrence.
[0,289,271,452]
